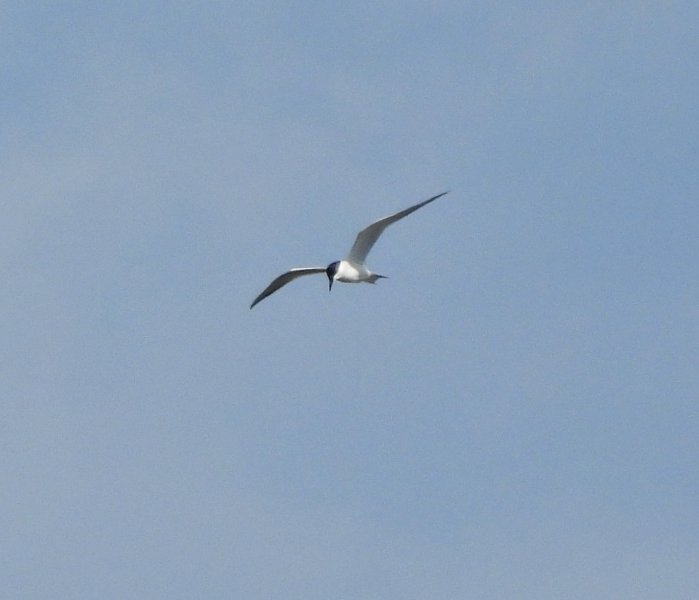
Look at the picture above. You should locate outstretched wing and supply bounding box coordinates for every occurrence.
[250,267,326,309]
[346,191,449,265]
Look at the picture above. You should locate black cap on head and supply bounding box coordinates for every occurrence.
[326,261,339,291]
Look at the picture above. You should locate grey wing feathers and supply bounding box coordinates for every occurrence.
[250,267,326,309]
[347,191,449,264]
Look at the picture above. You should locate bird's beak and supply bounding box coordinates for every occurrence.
[328,279,333,292]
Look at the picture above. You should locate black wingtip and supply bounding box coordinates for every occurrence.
[424,190,449,204]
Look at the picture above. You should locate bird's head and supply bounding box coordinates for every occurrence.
[325,261,340,291]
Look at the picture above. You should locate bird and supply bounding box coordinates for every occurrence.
[250,191,449,309]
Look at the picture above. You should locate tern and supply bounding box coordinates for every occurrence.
[250,191,448,309]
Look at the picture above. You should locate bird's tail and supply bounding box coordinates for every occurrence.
[368,274,388,284]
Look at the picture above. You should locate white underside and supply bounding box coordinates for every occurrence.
[335,260,380,283]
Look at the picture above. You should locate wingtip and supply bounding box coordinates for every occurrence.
[427,190,450,202]
[424,190,450,205]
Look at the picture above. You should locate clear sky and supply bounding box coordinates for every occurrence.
[3,3,698,598]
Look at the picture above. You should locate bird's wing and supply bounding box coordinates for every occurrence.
[346,191,449,265]
[250,267,326,309]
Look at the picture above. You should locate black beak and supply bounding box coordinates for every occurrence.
[328,278,333,292]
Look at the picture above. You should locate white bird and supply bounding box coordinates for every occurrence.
[250,191,449,309]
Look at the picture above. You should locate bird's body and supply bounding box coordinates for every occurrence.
[250,191,448,309]
[332,260,382,284]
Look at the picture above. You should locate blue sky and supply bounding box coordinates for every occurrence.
[2,3,698,598]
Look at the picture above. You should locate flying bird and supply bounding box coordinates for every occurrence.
[250,191,449,309]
